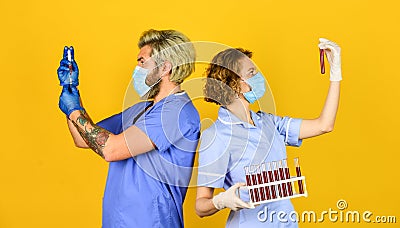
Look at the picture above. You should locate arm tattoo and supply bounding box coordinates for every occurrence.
[72,110,111,159]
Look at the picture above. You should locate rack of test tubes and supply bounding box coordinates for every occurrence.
[244,158,307,204]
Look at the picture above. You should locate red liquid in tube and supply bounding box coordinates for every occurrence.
[272,162,283,198]
[267,164,277,199]
[283,159,293,196]
[245,167,256,202]
[320,49,325,74]
[261,164,272,200]
[251,168,260,202]
[279,167,288,197]
[256,167,266,201]
[296,167,304,194]
[295,158,305,194]
[285,167,294,196]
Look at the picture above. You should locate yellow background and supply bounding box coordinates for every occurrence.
[1,0,399,227]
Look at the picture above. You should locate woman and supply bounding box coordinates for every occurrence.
[196,38,341,227]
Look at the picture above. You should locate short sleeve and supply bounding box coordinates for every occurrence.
[270,114,303,147]
[197,126,229,188]
[134,100,196,153]
[96,113,123,135]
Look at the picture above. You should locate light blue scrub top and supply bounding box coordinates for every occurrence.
[97,92,200,228]
[198,106,302,228]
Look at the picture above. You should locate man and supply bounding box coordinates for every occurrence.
[57,29,200,227]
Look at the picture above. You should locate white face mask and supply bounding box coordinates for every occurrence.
[132,66,162,97]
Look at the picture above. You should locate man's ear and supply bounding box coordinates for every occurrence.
[161,61,172,76]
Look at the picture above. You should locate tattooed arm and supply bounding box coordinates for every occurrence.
[67,118,89,148]
[68,110,111,158]
[57,58,154,160]
[68,110,155,161]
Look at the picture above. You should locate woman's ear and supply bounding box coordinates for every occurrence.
[239,79,251,93]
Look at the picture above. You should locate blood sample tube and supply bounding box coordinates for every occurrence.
[244,166,255,203]
[261,163,272,200]
[256,165,266,201]
[272,161,283,198]
[283,159,293,196]
[278,160,288,197]
[294,158,304,194]
[251,165,261,202]
[320,49,325,74]
[267,162,277,199]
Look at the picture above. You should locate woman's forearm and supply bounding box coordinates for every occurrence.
[195,197,219,218]
[299,81,340,139]
[318,81,340,132]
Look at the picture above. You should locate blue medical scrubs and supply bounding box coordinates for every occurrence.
[197,106,302,227]
[97,92,200,228]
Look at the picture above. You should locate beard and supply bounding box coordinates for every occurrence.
[143,67,161,100]
[146,82,161,99]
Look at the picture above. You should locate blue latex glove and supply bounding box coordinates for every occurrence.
[59,86,84,117]
[57,46,79,86]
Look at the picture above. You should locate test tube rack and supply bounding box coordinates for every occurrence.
[244,158,308,205]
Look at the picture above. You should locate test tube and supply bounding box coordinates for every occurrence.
[294,158,304,194]
[320,49,325,74]
[251,165,261,202]
[256,165,266,201]
[267,162,277,199]
[272,161,283,198]
[244,166,256,203]
[261,163,272,200]
[278,160,288,197]
[67,48,73,76]
[283,159,294,196]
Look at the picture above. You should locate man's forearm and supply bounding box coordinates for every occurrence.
[69,110,111,159]
[67,118,89,148]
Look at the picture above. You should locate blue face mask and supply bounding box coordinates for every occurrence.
[132,66,161,97]
[242,72,266,104]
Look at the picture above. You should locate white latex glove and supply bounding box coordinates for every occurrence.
[318,38,342,81]
[212,183,255,211]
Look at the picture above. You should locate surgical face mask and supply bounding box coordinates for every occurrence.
[132,66,161,97]
[242,72,266,104]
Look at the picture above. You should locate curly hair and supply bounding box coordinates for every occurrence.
[204,48,253,106]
